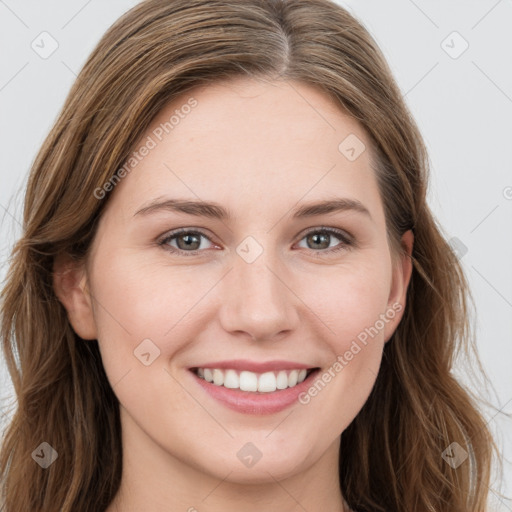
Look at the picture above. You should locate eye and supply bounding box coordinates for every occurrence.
[159,228,215,255]
[158,226,354,257]
[296,227,353,255]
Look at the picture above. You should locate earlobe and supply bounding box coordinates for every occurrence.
[53,254,98,340]
[384,229,414,343]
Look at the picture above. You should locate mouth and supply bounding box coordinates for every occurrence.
[189,366,320,394]
[187,359,322,414]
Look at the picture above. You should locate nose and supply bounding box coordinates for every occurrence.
[218,248,300,342]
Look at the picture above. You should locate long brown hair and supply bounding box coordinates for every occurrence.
[0,0,496,510]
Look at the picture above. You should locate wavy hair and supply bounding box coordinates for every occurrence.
[0,0,496,510]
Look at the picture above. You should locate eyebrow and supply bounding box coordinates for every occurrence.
[133,197,372,220]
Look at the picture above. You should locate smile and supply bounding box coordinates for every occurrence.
[193,367,316,393]
[189,362,321,415]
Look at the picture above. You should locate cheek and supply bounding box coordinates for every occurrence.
[88,251,217,385]
[90,251,195,338]
[303,256,392,350]
[295,258,392,417]
[88,254,201,423]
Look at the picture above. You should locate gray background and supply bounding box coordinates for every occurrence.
[0,0,511,508]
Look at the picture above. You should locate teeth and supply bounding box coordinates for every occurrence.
[276,370,288,389]
[223,369,239,389]
[194,367,311,392]
[258,371,276,392]
[213,369,224,386]
[240,371,258,391]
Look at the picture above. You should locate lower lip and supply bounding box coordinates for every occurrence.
[190,369,320,415]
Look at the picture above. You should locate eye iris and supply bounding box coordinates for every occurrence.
[177,233,201,250]
[308,232,330,250]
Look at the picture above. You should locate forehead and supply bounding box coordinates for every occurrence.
[105,76,382,222]
[158,76,365,156]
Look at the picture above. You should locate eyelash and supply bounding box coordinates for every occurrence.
[157,227,355,257]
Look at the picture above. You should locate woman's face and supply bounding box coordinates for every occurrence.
[61,77,412,484]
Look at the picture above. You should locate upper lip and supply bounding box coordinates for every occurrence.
[189,359,318,373]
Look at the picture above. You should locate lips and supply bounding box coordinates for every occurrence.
[188,360,321,414]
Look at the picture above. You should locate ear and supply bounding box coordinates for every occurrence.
[53,253,97,340]
[383,229,414,343]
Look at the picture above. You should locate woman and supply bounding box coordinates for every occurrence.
[0,0,496,510]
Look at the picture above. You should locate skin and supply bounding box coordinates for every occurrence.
[54,76,413,512]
